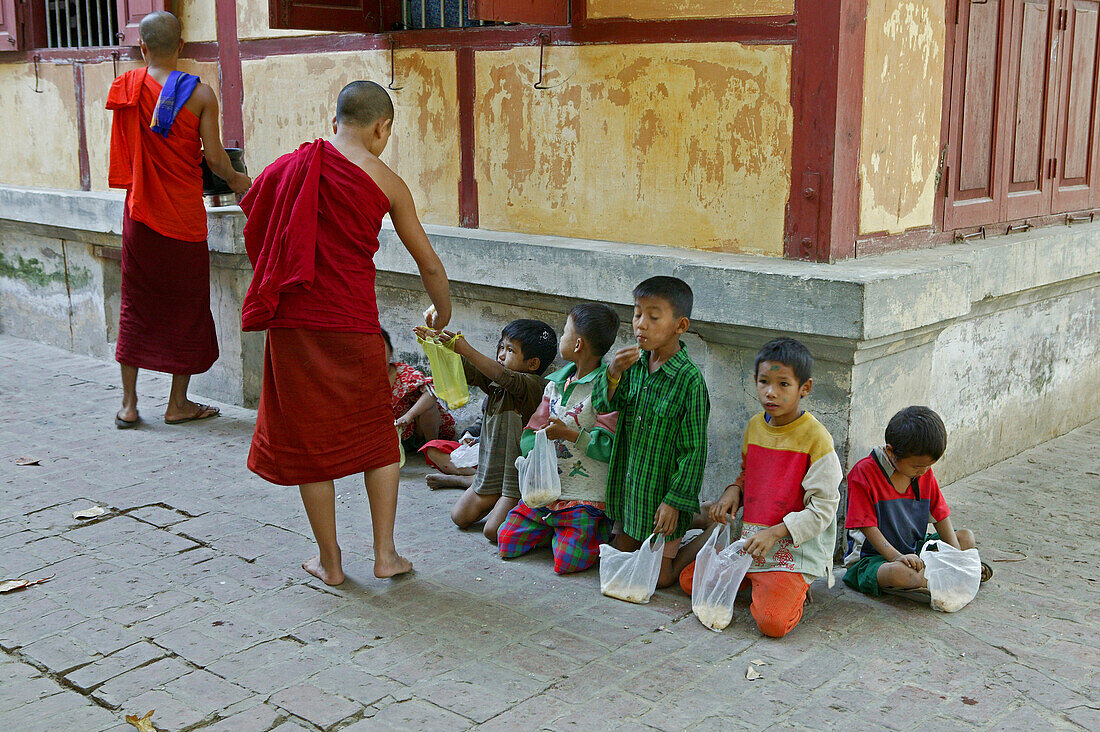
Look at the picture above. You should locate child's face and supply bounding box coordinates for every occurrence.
[756,361,811,425]
[632,296,687,351]
[885,448,937,480]
[558,316,583,362]
[497,337,539,373]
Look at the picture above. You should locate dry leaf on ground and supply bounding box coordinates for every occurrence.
[0,575,54,593]
[72,506,107,520]
[15,457,41,466]
[746,665,763,681]
[751,658,769,666]
[126,709,158,731]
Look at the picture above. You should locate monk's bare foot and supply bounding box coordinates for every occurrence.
[164,401,220,424]
[303,555,344,585]
[374,551,413,578]
[426,474,473,490]
[117,405,138,422]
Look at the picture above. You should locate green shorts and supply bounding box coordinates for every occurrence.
[843,533,939,596]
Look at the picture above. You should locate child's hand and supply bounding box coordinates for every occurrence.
[544,417,580,443]
[413,326,439,340]
[744,524,786,560]
[653,502,679,536]
[608,345,642,379]
[708,484,742,524]
[896,554,924,572]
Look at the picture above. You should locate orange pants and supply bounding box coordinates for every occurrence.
[679,562,809,638]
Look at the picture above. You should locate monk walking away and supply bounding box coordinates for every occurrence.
[240,81,451,584]
[106,11,250,428]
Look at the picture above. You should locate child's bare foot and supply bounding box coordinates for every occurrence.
[373,551,413,578]
[426,473,473,490]
[303,555,344,585]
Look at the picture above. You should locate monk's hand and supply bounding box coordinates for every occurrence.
[608,345,642,381]
[653,502,679,537]
[544,417,580,443]
[424,304,448,330]
[229,172,252,196]
[744,524,787,560]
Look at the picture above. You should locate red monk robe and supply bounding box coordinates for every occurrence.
[240,139,399,485]
[107,68,218,375]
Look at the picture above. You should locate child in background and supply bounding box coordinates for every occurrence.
[418,320,558,542]
[682,338,842,638]
[498,304,620,573]
[843,406,990,600]
[593,276,710,587]
[383,328,456,446]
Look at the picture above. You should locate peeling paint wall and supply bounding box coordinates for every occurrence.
[236,0,330,39]
[240,51,461,226]
[859,0,946,235]
[474,42,792,254]
[0,63,81,189]
[178,0,217,42]
[588,0,793,19]
[83,60,219,192]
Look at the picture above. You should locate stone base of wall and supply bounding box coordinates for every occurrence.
[2,186,1097,498]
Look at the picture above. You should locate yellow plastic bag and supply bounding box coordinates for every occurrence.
[417,333,470,410]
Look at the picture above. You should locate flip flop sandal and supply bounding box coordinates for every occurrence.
[882,587,932,604]
[980,561,994,583]
[115,413,141,429]
[164,404,220,425]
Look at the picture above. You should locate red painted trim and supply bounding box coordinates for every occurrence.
[214,0,244,148]
[570,0,587,26]
[854,227,947,257]
[0,41,217,64]
[934,0,957,233]
[235,16,794,59]
[457,47,478,228]
[785,0,866,262]
[73,62,91,191]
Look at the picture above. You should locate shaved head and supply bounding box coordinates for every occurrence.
[139,11,182,56]
[336,81,394,128]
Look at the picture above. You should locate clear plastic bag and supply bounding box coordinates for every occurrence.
[514,429,561,508]
[599,533,665,604]
[691,524,752,631]
[417,333,470,409]
[920,539,981,613]
[449,442,478,469]
[396,424,405,468]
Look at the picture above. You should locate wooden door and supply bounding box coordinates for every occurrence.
[945,0,1009,229]
[270,0,381,32]
[1052,0,1100,211]
[0,0,20,51]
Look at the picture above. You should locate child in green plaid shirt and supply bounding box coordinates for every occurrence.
[594,276,710,587]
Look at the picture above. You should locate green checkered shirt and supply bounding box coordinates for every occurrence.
[593,345,709,541]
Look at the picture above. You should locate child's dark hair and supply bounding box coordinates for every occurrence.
[380,328,393,352]
[632,276,693,319]
[754,338,814,384]
[568,303,620,358]
[886,406,947,460]
[501,319,557,375]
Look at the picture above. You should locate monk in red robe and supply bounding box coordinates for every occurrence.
[107,11,250,428]
[240,81,451,583]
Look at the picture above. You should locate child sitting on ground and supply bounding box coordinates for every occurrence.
[418,320,558,542]
[680,338,842,638]
[843,406,990,600]
[593,276,710,588]
[498,303,620,573]
[383,328,457,447]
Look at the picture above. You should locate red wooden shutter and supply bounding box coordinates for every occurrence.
[116,0,170,46]
[1052,0,1100,212]
[468,0,569,25]
[269,0,380,32]
[1000,0,1058,220]
[945,0,1011,229]
[0,0,21,50]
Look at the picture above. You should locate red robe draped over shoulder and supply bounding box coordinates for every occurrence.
[106,68,206,242]
[239,139,391,333]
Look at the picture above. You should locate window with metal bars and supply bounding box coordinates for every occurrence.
[397,0,503,29]
[42,0,119,48]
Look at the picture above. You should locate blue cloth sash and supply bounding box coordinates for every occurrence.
[149,71,200,137]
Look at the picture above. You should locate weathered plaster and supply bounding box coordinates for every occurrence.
[236,0,332,39]
[587,0,793,19]
[241,51,460,226]
[83,60,218,192]
[859,0,946,234]
[474,43,793,255]
[0,63,80,189]
[178,0,217,42]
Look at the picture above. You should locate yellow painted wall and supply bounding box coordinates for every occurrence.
[83,60,219,192]
[588,0,793,19]
[177,0,217,42]
[0,63,81,189]
[859,0,945,235]
[237,0,331,39]
[241,51,460,226]
[474,43,793,255]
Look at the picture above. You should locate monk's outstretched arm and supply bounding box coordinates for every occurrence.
[389,178,451,330]
[195,85,251,195]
